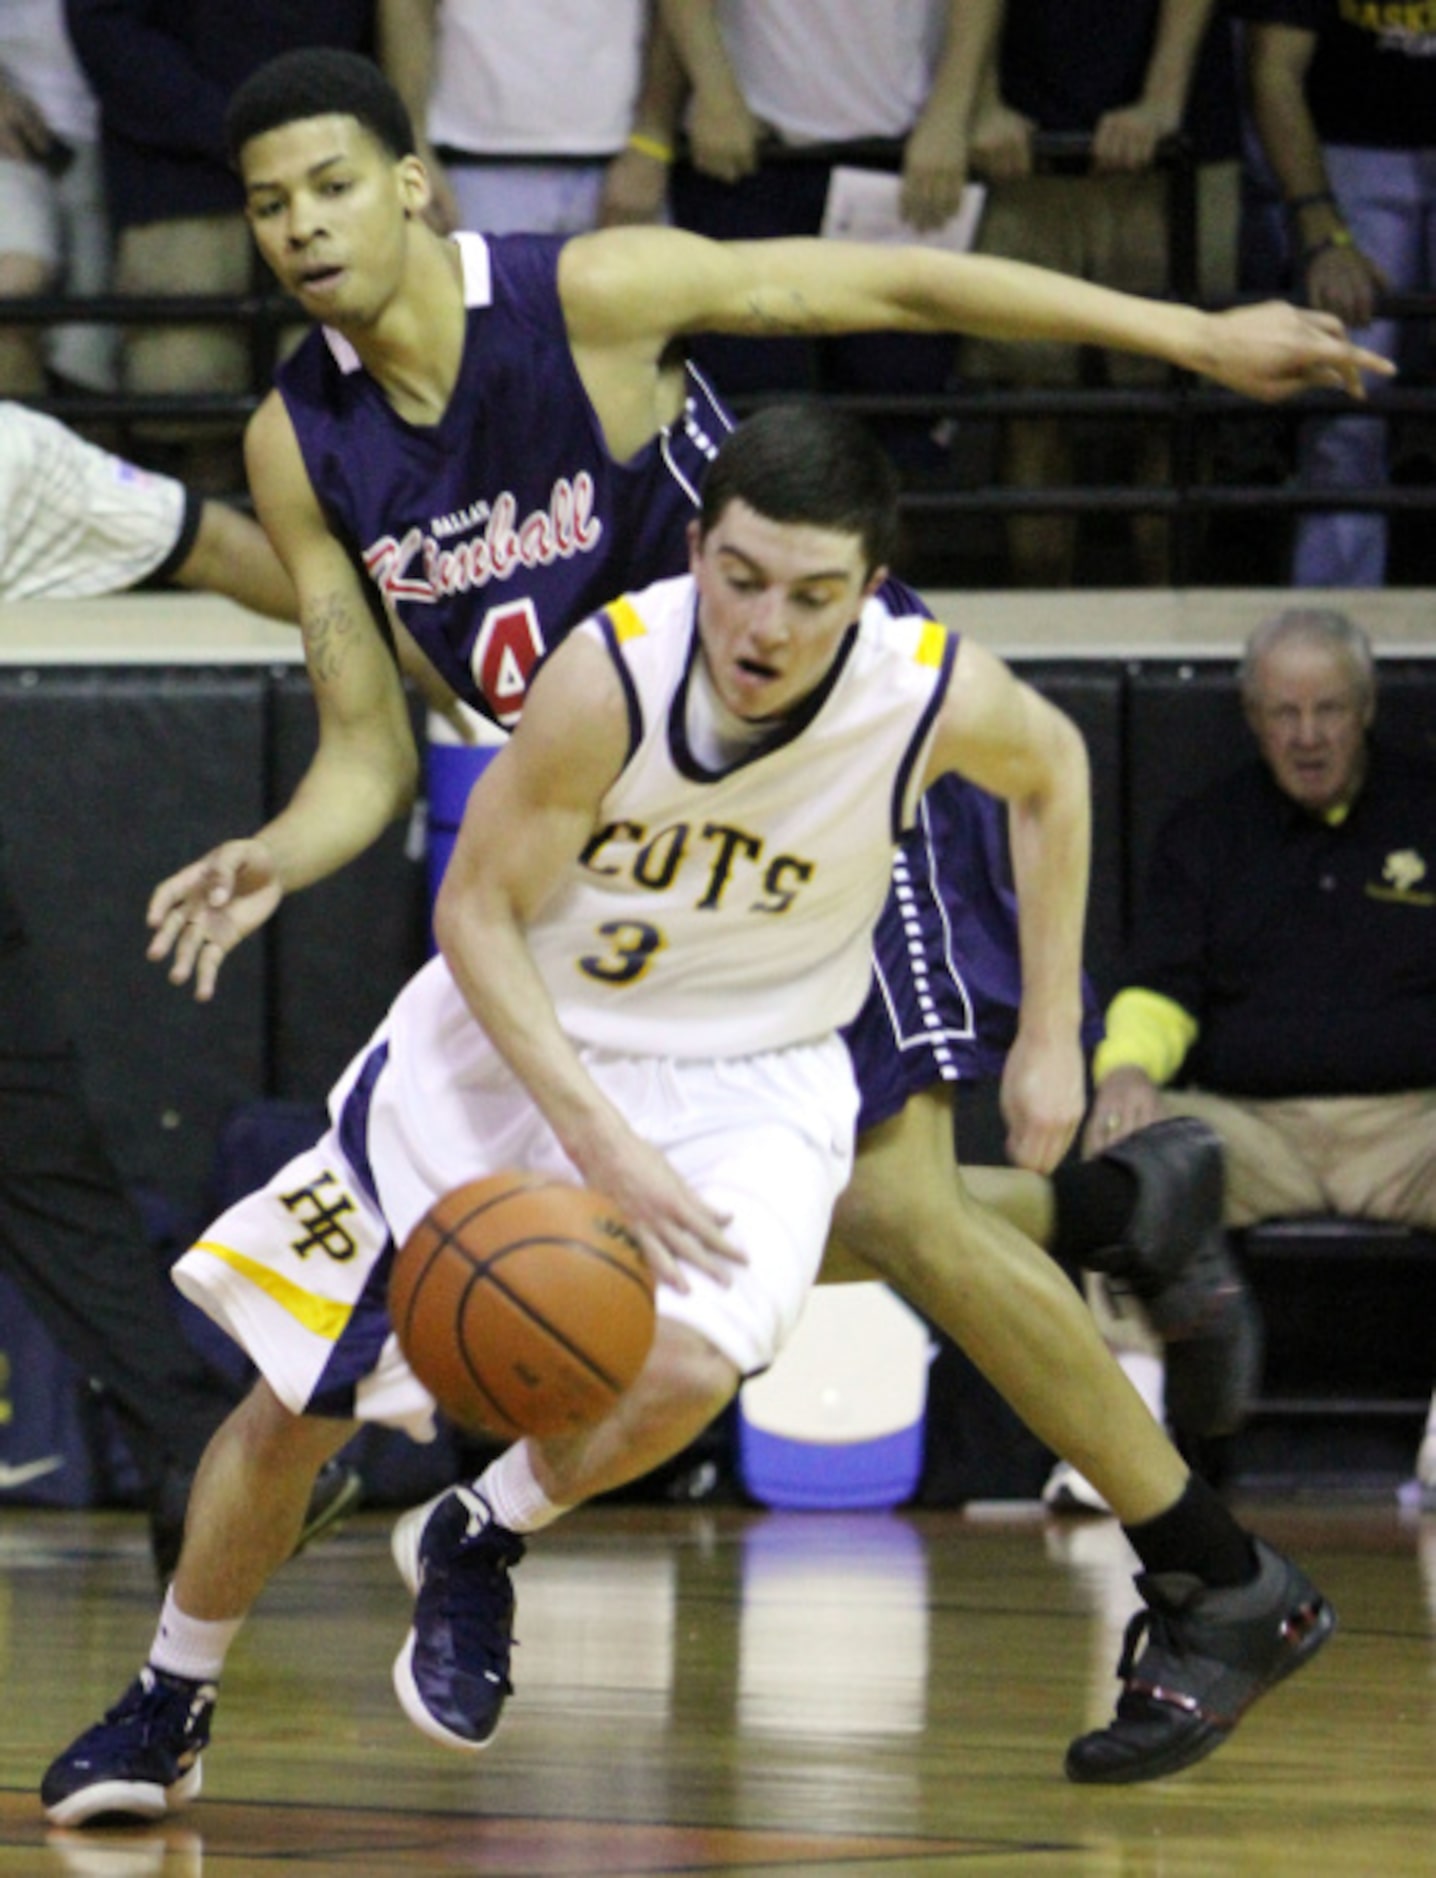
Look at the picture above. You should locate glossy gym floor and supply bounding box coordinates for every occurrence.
[2,1495,1434,1876]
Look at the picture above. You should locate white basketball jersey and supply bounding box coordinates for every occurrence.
[524,573,957,1056]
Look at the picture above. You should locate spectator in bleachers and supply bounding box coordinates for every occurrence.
[0,0,112,397]
[377,0,681,238]
[660,0,987,478]
[964,0,1242,586]
[1048,607,1436,1508]
[63,1,377,495]
[1240,0,1433,589]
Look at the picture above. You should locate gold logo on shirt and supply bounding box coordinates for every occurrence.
[1365,848,1434,906]
[1384,849,1427,893]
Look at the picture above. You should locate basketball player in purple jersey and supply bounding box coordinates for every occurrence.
[49,51,1383,1814]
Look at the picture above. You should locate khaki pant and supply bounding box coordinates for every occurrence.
[116,214,254,400]
[964,161,1240,387]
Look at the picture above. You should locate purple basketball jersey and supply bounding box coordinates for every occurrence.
[279,232,731,727]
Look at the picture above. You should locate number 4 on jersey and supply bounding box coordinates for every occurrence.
[472,597,545,727]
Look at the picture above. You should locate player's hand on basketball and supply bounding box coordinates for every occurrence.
[146,838,284,1002]
[1081,1065,1163,1159]
[998,1029,1085,1174]
[578,1131,743,1295]
[1196,301,1394,403]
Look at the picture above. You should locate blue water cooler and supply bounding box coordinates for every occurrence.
[737,1283,934,1510]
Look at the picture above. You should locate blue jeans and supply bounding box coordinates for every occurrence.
[1294,143,1436,588]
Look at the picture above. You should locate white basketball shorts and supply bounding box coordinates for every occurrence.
[173,1026,858,1441]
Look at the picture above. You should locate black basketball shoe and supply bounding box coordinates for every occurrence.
[1066,1537,1336,1784]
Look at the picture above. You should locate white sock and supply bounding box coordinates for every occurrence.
[149,1587,245,1684]
[475,1445,568,1536]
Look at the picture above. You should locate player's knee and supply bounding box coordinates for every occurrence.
[631,1320,738,1448]
[832,1158,958,1277]
[832,1159,991,1293]
[228,1378,349,1469]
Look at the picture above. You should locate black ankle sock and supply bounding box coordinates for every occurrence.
[1050,1158,1139,1266]
[1122,1473,1258,1588]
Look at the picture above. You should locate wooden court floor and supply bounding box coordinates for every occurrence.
[2,1496,1434,1876]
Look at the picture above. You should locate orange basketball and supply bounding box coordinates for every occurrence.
[388,1169,656,1440]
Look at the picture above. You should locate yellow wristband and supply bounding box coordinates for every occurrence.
[1303,225,1356,268]
[626,131,673,164]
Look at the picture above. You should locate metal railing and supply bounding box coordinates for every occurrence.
[3,130,1431,586]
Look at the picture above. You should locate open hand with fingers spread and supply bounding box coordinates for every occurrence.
[146,838,284,1002]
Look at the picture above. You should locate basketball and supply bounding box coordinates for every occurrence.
[388,1169,656,1440]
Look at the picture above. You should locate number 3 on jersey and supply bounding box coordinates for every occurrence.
[472,597,545,728]
[581,920,665,985]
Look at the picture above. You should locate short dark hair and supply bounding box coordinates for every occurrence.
[699,402,901,577]
[225,48,416,170]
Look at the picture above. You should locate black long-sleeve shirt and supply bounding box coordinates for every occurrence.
[1121,740,1436,1097]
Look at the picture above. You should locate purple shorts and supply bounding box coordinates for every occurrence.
[843,775,1101,1134]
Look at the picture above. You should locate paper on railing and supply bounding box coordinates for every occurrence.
[820,165,987,253]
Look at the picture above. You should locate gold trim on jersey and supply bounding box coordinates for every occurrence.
[915,620,950,668]
[607,595,649,642]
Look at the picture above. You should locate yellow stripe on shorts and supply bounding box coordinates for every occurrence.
[607,595,648,642]
[191,1242,353,1342]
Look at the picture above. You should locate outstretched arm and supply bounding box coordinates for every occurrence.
[560,222,1392,454]
[148,392,420,1000]
[434,630,741,1290]
[921,637,1092,1172]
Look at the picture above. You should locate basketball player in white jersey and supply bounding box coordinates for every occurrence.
[44,404,1333,1826]
[42,46,1377,1817]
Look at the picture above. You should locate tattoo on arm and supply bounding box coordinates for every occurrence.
[302,591,361,686]
[742,288,829,336]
